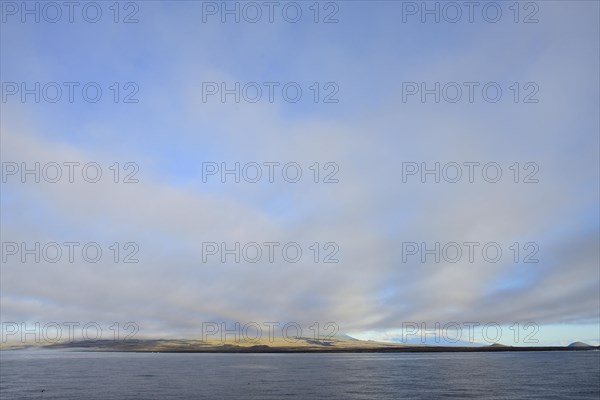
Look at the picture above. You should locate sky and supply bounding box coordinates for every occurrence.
[0,0,599,347]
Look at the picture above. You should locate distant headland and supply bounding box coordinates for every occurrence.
[3,336,599,353]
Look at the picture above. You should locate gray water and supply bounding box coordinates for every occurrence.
[1,350,599,399]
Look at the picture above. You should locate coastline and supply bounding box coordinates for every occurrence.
[3,341,598,354]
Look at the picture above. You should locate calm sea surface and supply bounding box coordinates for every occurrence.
[1,350,599,399]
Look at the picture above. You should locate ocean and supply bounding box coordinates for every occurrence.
[1,350,599,399]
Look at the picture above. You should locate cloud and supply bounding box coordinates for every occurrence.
[1,1,598,342]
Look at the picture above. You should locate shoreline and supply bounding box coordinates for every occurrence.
[4,344,599,354]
